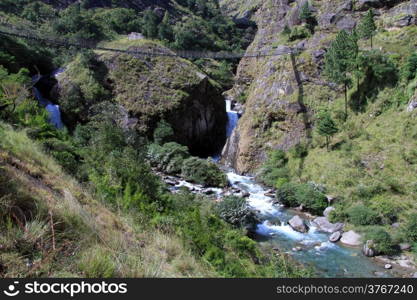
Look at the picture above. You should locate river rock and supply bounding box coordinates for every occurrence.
[399,243,412,251]
[288,215,309,233]
[329,231,342,243]
[341,230,362,247]
[413,272,417,278]
[292,246,302,252]
[323,206,335,218]
[384,264,392,270]
[313,217,344,233]
[363,240,377,257]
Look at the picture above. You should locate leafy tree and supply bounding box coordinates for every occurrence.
[21,1,56,24]
[216,196,260,230]
[324,30,358,119]
[316,111,338,150]
[358,9,377,48]
[365,227,396,255]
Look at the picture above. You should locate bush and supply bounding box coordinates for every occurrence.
[276,182,327,215]
[147,142,190,174]
[181,157,227,187]
[153,120,174,145]
[289,25,311,41]
[216,196,260,230]
[369,195,399,224]
[401,213,417,243]
[259,150,289,187]
[347,204,380,226]
[365,227,396,255]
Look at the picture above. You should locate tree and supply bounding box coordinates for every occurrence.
[142,9,159,39]
[316,110,338,150]
[324,30,358,120]
[299,2,317,33]
[282,24,291,36]
[358,9,377,48]
[404,52,417,81]
[158,11,174,42]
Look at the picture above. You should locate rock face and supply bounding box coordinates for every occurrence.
[341,230,362,246]
[99,41,227,157]
[40,0,171,10]
[220,0,416,174]
[313,217,344,233]
[288,215,309,233]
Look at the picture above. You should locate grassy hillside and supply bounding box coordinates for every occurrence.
[0,123,213,277]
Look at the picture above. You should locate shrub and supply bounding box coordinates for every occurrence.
[347,204,380,226]
[401,213,417,243]
[259,150,289,186]
[147,142,190,174]
[153,120,174,145]
[276,182,327,215]
[365,227,396,255]
[181,157,227,187]
[369,195,399,224]
[289,25,311,41]
[216,196,260,230]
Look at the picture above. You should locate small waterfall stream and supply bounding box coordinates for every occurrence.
[32,70,65,129]
[225,99,239,138]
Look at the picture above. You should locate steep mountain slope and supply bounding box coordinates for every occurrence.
[0,123,212,277]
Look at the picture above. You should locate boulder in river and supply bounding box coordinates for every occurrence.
[288,215,309,233]
[363,240,377,257]
[323,206,335,218]
[329,231,342,243]
[340,230,362,247]
[313,217,344,233]
[399,243,412,251]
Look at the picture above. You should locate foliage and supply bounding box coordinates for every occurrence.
[316,110,338,150]
[365,227,396,255]
[216,196,260,230]
[403,52,417,81]
[181,157,227,187]
[288,25,311,41]
[259,150,289,187]
[299,2,317,33]
[276,182,327,215]
[153,120,175,145]
[401,213,417,243]
[347,204,380,226]
[358,9,377,48]
[147,142,190,174]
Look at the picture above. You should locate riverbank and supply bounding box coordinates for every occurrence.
[157,167,417,278]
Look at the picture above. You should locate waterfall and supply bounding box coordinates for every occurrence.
[32,86,64,129]
[225,99,239,138]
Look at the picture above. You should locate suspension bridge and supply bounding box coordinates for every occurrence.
[0,21,294,60]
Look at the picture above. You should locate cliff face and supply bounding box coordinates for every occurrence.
[221,0,417,174]
[40,0,171,10]
[54,39,227,157]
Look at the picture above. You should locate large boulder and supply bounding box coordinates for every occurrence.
[288,215,309,233]
[341,230,362,246]
[313,217,344,233]
[323,206,335,218]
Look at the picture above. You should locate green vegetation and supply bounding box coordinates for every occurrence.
[365,227,397,255]
[276,182,327,215]
[181,157,227,187]
[316,110,339,150]
[358,9,377,49]
[216,196,260,230]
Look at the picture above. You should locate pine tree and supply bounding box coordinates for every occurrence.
[358,9,377,48]
[324,30,358,120]
[299,2,316,33]
[316,111,338,150]
[158,11,173,42]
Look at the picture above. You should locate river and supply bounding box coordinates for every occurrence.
[222,99,390,277]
